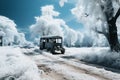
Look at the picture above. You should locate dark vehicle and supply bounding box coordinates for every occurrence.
[0,36,3,46]
[40,36,65,54]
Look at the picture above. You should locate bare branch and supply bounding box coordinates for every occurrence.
[96,30,104,34]
[93,27,105,35]
[114,8,120,22]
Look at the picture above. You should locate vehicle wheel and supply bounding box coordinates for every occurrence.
[50,49,55,54]
[61,48,65,54]
[40,47,43,50]
[47,48,50,51]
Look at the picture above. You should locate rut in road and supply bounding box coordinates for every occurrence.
[34,52,112,80]
[38,64,68,80]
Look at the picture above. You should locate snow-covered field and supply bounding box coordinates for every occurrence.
[65,47,120,69]
[0,47,41,80]
[0,46,120,80]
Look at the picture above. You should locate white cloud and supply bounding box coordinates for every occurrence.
[59,0,68,7]
[41,5,59,17]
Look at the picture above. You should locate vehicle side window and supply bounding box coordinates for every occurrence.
[41,39,45,43]
[56,39,61,43]
[49,39,53,43]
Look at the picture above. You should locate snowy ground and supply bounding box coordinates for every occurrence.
[21,47,120,80]
[0,46,120,80]
[0,47,41,80]
[63,47,120,70]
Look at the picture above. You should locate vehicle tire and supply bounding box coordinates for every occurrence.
[40,47,43,50]
[50,48,55,54]
[61,48,65,54]
[47,48,51,51]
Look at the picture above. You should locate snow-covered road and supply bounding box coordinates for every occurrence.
[22,47,120,80]
[35,55,109,80]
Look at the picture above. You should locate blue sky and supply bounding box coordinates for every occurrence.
[0,0,83,40]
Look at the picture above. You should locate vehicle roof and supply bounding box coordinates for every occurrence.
[41,36,62,39]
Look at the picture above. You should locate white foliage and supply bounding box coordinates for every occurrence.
[71,0,120,32]
[0,30,5,36]
[71,0,120,47]
[64,26,78,47]
[93,34,109,47]
[71,0,106,32]
[0,16,18,45]
[14,33,28,46]
[30,5,63,37]
[75,31,84,47]
[0,16,28,46]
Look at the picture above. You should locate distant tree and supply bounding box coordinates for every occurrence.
[64,26,78,47]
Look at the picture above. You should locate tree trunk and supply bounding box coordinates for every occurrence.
[108,18,119,51]
[107,8,120,52]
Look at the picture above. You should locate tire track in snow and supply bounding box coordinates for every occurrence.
[38,64,68,80]
[36,52,111,80]
[23,49,112,80]
[26,53,70,80]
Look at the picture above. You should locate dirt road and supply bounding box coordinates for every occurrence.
[26,51,113,80]
[21,48,120,80]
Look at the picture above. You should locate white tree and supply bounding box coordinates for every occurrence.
[0,16,18,45]
[0,15,28,46]
[30,5,64,37]
[75,31,84,47]
[71,0,120,51]
[64,26,78,47]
